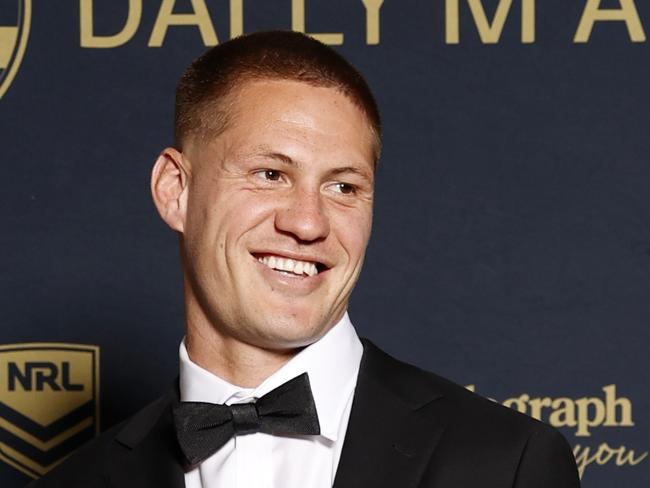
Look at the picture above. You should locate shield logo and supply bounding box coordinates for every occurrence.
[0,0,31,99]
[0,343,100,479]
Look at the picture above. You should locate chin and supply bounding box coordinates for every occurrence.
[247,311,331,350]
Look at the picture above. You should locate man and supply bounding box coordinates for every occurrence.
[31,31,580,487]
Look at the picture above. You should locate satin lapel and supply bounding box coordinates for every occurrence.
[333,340,448,488]
[107,388,186,488]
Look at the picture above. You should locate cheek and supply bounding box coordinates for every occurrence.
[219,191,279,247]
[332,208,372,259]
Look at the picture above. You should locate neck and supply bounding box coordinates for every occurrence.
[183,301,298,388]
[185,327,297,388]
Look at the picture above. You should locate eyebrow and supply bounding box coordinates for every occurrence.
[328,166,374,183]
[260,151,297,167]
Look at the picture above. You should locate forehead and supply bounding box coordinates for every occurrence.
[198,79,377,167]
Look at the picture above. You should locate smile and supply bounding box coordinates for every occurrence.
[256,254,320,277]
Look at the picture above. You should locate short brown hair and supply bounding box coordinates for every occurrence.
[174,30,382,161]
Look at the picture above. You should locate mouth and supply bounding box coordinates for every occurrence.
[252,252,329,278]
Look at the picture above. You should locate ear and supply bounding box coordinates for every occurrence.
[151,147,189,233]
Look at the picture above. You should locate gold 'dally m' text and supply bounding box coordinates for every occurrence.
[77,0,648,48]
[3,0,648,98]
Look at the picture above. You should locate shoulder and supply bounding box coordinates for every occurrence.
[360,339,579,486]
[361,337,558,434]
[27,391,173,488]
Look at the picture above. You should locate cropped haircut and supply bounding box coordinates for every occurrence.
[174,30,382,162]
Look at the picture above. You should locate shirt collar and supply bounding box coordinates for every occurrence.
[179,312,363,441]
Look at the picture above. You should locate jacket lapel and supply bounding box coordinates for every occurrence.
[333,340,447,488]
[107,386,186,488]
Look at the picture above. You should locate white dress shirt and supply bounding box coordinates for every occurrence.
[179,313,363,488]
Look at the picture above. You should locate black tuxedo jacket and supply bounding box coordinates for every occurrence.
[30,340,580,487]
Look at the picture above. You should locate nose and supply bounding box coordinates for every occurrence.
[274,186,330,243]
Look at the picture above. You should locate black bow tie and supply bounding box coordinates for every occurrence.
[173,372,320,466]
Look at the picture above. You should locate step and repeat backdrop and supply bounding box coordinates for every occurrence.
[1,0,649,486]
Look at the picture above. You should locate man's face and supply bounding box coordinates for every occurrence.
[180,79,375,351]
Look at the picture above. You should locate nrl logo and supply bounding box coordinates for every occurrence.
[0,0,31,100]
[0,343,100,479]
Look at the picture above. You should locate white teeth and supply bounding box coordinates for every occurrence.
[305,263,317,277]
[258,255,320,276]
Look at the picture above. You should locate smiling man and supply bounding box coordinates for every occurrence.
[163,77,375,387]
[31,31,580,488]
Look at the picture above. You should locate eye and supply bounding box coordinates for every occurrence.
[254,169,282,181]
[330,182,357,195]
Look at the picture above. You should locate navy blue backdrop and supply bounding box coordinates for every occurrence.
[1,0,648,486]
